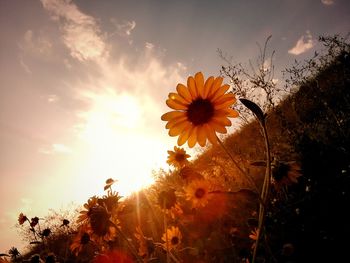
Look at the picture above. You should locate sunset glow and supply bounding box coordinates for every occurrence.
[1,0,349,255]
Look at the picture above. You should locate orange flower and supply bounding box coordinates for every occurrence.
[161,226,182,251]
[185,179,211,208]
[167,146,190,168]
[161,72,238,147]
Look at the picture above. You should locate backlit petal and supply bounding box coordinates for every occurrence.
[211,84,230,101]
[176,84,192,103]
[166,99,188,110]
[168,93,190,105]
[203,76,214,99]
[209,120,228,133]
[207,77,223,98]
[195,72,205,98]
[187,76,198,98]
[197,126,207,147]
[187,126,198,148]
[168,121,192,136]
[212,116,231,126]
[204,123,218,145]
[161,111,186,121]
[177,127,192,146]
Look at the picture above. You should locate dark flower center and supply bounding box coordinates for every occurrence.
[195,188,206,198]
[187,98,214,125]
[174,153,185,162]
[81,233,90,244]
[171,236,179,245]
[272,162,290,181]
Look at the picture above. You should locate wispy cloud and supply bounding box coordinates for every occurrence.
[39,143,72,154]
[19,56,32,74]
[111,19,136,37]
[19,29,53,56]
[41,0,109,62]
[288,31,315,55]
[321,0,335,5]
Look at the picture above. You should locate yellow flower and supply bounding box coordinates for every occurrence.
[185,179,211,207]
[161,226,182,251]
[161,72,238,147]
[167,146,190,168]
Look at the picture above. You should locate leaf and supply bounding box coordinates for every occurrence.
[0,254,9,257]
[105,178,115,185]
[239,98,265,123]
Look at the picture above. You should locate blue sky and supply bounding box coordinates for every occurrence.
[0,0,349,252]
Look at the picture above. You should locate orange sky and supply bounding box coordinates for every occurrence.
[1,0,349,253]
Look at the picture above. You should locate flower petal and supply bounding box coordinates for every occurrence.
[187,76,198,98]
[212,116,231,126]
[202,76,214,99]
[209,120,228,133]
[214,95,236,110]
[166,99,188,110]
[169,121,192,137]
[197,126,207,147]
[168,92,190,105]
[165,115,188,129]
[187,126,198,148]
[176,84,192,103]
[177,127,193,146]
[204,123,218,145]
[210,84,230,101]
[195,72,205,98]
[207,77,223,98]
[161,111,186,121]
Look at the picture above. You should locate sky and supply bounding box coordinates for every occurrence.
[0,0,349,253]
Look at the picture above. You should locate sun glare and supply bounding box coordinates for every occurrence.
[75,90,160,197]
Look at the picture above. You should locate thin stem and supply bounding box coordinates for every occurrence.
[252,121,272,263]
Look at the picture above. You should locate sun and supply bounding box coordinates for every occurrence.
[74,89,161,197]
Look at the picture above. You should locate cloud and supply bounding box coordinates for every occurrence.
[39,143,72,154]
[288,31,315,55]
[19,56,32,74]
[19,29,53,56]
[111,19,136,37]
[41,0,109,62]
[47,94,59,103]
[321,0,334,5]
